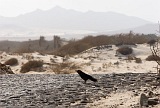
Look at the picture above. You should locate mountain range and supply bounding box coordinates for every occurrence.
[0,6,157,40]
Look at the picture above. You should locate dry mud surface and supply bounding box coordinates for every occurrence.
[0,73,159,108]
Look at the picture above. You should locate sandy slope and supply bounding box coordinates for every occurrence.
[75,44,157,74]
[0,44,158,74]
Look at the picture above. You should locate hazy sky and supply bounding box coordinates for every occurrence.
[0,0,159,22]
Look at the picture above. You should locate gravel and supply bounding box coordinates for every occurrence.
[0,73,159,108]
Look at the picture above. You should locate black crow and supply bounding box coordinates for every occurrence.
[76,70,97,83]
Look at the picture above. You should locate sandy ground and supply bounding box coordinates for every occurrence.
[87,88,160,108]
[87,91,138,108]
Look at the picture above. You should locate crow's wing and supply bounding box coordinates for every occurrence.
[88,75,97,82]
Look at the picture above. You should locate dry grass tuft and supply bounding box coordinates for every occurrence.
[50,62,80,74]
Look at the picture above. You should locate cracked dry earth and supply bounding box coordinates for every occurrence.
[0,73,159,108]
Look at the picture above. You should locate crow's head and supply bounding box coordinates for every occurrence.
[76,70,82,74]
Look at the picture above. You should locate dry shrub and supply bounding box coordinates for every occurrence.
[135,57,142,63]
[147,39,157,45]
[127,55,135,60]
[15,48,34,54]
[4,58,18,66]
[85,62,92,66]
[51,62,79,74]
[117,46,133,55]
[20,60,43,73]
[54,41,91,57]
[146,55,160,61]
[54,33,156,56]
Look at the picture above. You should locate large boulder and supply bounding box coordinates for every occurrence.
[0,63,14,74]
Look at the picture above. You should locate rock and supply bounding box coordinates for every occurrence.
[140,93,148,107]
[148,91,154,98]
[133,92,139,96]
[120,102,124,105]
[140,93,159,107]
[0,63,14,74]
[148,98,159,106]
[0,99,7,103]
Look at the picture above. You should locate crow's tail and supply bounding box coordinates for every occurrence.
[89,76,97,82]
